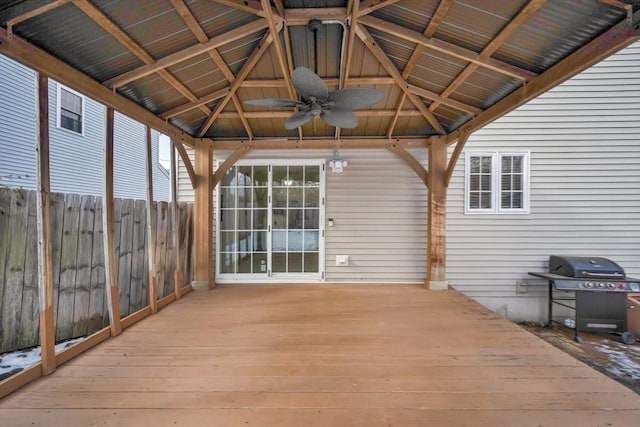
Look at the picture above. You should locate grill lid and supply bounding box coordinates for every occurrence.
[549,256,625,279]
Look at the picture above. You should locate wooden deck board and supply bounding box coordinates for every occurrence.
[1,284,639,426]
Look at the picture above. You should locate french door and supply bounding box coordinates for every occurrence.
[216,160,325,282]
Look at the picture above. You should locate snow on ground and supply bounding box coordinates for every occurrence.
[0,337,84,381]
[593,342,640,383]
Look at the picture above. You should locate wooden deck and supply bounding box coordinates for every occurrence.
[1,284,639,426]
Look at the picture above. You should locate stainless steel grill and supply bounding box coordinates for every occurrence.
[529,256,638,344]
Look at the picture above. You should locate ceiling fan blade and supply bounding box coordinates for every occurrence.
[291,67,328,101]
[328,87,385,110]
[320,109,358,129]
[244,98,305,108]
[285,111,314,130]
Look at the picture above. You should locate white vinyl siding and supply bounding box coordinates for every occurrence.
[447,41,640,321]
[206,149,427,283]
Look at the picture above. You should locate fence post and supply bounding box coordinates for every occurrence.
[145,126,158,313]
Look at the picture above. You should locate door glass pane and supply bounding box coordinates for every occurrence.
[304,209,319,229]
[237,231,252,252]
[304,231,319,251]
[220,210,235,230]
[272,231,286,251]
[238,166,252,185]
[304,253,319,273]
[253,209,267,229]
[288,209,303,229]
[272,252,286,272]
[253,188,268,208]
[305,188,319,207]
[272,209,286,229]
[288,253,303,272]
[220,231,236,252]
[253,253,267,273]
[237,209,251,230]
[289,166,303,185]
[237,252,251,273]
[305,166,320,186]
[253,166,268,186]
[220,188,235,209]
[273,188,287,207]
[221,166,236,186]
[220,253,235,274]
[273,166,287,186]
[288,231,303,251]
[253,231,268,251]
[238,187,252,208]
[288,188,303,207]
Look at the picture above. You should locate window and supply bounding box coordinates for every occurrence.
[57,84,84,134]
[465,151,529,214]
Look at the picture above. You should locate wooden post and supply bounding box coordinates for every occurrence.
[35,73,56,375]
[145,126,158,313]
[192,142,213,290]
[103,107,122,335]
[425,137,448,290]
[170,138,181,299]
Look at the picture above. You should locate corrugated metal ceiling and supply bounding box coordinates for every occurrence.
[0,0,636,140]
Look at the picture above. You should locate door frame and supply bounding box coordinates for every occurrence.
[215,158,326,283]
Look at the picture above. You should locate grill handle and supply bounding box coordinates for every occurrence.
[582,271,625,278]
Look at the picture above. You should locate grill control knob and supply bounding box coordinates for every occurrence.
[584,282,594,288]
[597,282,605,288]
[607,282,616,289]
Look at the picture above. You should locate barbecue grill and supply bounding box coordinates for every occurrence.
[529,256,639,344]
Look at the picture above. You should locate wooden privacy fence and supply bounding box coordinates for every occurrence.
[0,187,194,354]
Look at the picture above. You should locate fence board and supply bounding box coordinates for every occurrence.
[0,188,11,326]
[1,189,29,352]
[117,199,134,318]
[88,200,107,333]
[18,190,39,349]
[164,202,174,298]
[154,202,168,299]
[49,192,65,335]
[129,200,147,313]
[56,193,81,342]
[71,195,96,337]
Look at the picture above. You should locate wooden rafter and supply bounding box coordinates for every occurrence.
[169,0,253,138]
[387,0,454,137]
[211,0,264,16]
[212,146,255,187]
[259,0,302,139]
[103,19,268,88]
[208,137,429,151]
[357,0,403,17]
[284,7,347,25]
[160,88,229,119]
[6,0,71,37]
[446,10,640,144]
[242,77,396,87]
[359,15,537,81]
[386,143,429,188]
[355,23,446,135]
[215,110,423,119]
[196,32,274,137]
[428,0,546,114]
[335,0,359,140]
[445,126,471,187]
[71,0,213,118]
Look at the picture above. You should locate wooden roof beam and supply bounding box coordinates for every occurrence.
[72,0,214,118]
[170,0,253,139]
[259,0,302,139]
[242,77,396,87]
[387,0,454,137]
[206,137,429,151]
[446,10,640,144]
[0,27,195,146]
[103,19,268,88]
[429,0,546,114]
[359,15,537,81]
[6,0,71,37]
[335,0,360,140]
[284,8,347,25]
[355,24,446,135]
[216,110,424,119]
[357,0,403,17]
[211,0,264,17]
[197,31,274,137]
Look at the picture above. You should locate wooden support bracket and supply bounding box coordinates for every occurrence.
[386,143,429,188]
[212,145,256,187]
[445,127,472,187]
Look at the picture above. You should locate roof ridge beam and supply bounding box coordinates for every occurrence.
[359,15,537,81]
[357,0,402,17]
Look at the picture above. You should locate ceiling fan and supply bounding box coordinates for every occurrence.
[244,67,384,130]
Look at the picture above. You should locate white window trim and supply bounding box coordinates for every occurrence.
[464,151,530,215]
[56,83,85,136]
[215,158,326,284]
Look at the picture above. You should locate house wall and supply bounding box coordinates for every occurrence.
[446,41,640,321]
[0,54,170,201]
